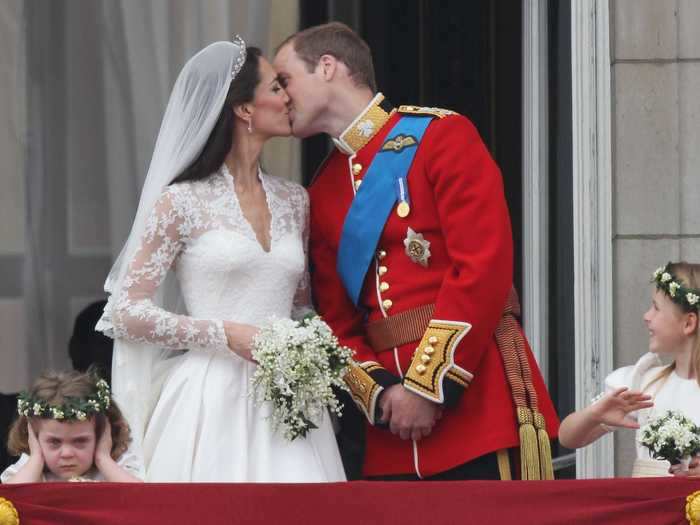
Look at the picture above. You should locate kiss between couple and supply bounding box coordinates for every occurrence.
[97,22,559,483]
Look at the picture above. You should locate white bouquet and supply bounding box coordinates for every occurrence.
[639,410,700,467]
[250,315,353,441]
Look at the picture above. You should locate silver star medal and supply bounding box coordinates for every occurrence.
[403,227,431,267]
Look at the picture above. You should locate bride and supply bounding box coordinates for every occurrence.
[97,37,346,482]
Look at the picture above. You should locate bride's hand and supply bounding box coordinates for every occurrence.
[223,321,259,361]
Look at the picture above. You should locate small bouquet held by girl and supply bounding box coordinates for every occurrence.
[250,315,353,441]
[639,410,700,470]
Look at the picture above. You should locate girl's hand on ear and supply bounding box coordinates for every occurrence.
[27,420,44,462]
[4,420,46,483]
[95,419,113,463]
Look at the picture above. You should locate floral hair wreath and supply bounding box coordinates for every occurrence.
[17,379,111,421]
[652,263,700,311]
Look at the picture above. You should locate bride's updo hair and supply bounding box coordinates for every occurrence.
[172,46,262,184]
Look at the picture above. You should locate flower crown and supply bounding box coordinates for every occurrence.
[652,263,700,311]
[17,379,111,421]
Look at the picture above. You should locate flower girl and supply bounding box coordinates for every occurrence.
[559,262,700,477]
[2,370,142,482]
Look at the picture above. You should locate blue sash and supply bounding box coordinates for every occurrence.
[337,115,432,305]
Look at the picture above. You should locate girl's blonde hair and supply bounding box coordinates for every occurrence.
[7,370,131,459]
[645,261,700,390]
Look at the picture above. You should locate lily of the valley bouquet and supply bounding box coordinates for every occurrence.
[639,410,700,468]
[250,315,353,441]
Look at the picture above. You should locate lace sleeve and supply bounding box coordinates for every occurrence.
[292,186,313,320]
[109,187,229,352]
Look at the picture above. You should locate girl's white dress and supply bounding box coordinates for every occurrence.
[604,352,700,477]
[1,451,143,482]
[102,166,346,482]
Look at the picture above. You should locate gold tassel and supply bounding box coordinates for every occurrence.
[517,406,541,480]
[534,411,555,480]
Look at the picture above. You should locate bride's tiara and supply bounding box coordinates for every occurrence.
[17,379,111,421]
[232,34,247,79]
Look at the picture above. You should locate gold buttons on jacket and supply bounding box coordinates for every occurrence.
[424,346,435,355]
[378,266,388,276]
[379,282,390,292]
[352,163,363,175]
[377,250,387,260]
[428,336,438,345]
[354,179,363,191]
[420,354,431,364]
[382,299,393,311]
[415,364,427,375]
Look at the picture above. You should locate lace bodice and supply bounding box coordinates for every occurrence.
[102,166,311,351]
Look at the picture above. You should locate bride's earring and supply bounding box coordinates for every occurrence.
[247,119,253,134]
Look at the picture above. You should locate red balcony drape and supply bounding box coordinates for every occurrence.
[1,477,699,525]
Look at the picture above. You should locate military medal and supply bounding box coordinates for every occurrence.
[403,227,431,267]
[395,175,411,218]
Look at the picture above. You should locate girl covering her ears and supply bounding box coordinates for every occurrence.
[2,370,142,482]
[559,262,700,477]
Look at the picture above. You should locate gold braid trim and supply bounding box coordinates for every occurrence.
[397,105,457,119]
[495,288,554,480]
[403,320,471,403]
[445,367,471,388]
[338,94,393,153]
[688,490,700,525]
[344,362,383,425]
[0,498,19,525]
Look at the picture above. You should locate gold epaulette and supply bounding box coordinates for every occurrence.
[344,362,384,425]
[403,320,472,403]
[398,105,457,119]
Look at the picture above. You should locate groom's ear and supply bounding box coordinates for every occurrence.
[317,54,338,81]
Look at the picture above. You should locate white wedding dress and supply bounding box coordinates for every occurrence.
[104,164,346,482]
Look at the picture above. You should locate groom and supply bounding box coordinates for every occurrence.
[274,23,559,481]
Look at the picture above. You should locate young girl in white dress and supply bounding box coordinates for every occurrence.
[559,261,700,477]
[96,38,345,482]
[2,370,142,483]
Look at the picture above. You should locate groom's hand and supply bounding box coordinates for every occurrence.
[379,384,442,441]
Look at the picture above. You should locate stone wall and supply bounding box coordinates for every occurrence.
[611,0,700,475]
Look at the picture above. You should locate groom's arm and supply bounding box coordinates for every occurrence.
[401,115,513,405]
[309,204,399,426]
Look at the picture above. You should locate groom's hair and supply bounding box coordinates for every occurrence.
[280,22,376,92]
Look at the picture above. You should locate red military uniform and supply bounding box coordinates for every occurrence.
[309,94,559,478]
